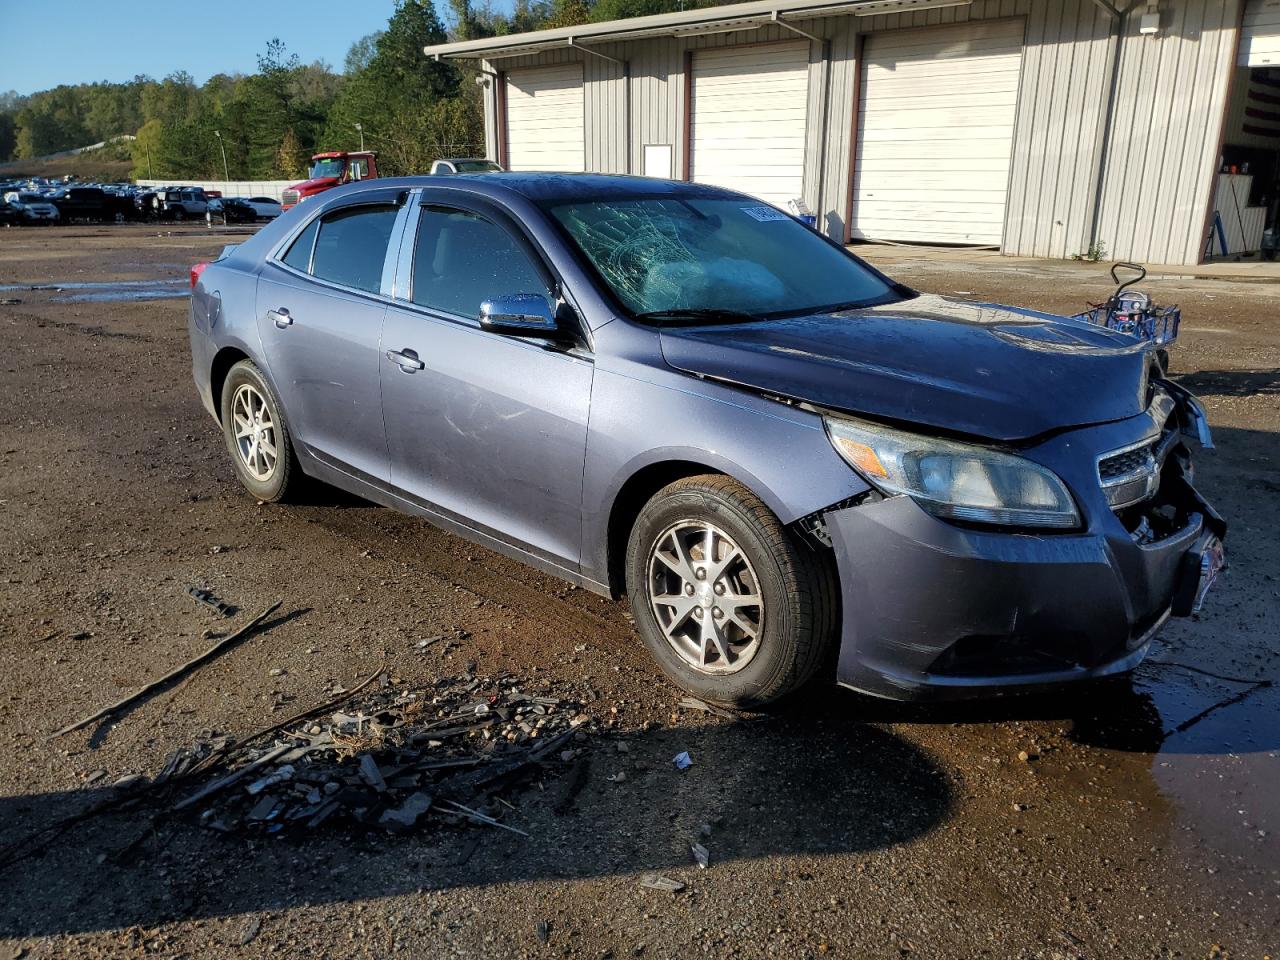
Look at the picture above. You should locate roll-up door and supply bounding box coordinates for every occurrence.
[691,41,810,208]
[505,64,586,172]
[1240,0,1280,67]
[852,20,1025,245]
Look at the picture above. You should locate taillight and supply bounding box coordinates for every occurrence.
[190,262,210,289]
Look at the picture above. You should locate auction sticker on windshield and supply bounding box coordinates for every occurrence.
[741,205,789,222]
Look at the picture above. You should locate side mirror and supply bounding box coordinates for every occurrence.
[480,294,571,340]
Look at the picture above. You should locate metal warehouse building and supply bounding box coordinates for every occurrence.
[424,0,1280,268]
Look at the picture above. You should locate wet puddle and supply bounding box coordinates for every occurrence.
[0,278,187,303]
[1138,660,1278,863]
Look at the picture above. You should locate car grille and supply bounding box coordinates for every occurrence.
[282,190,300,207]
[1099,445,1153,483]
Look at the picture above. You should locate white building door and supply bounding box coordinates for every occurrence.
[1240,0,1280,66]
[690,41,811,209]
[852,20,1025,245]
[505,64,586,172]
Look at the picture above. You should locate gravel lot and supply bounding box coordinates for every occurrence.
[0,224,1276,959]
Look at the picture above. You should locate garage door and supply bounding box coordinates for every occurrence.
[691,41,810,208]
[1240,0,1280,67]
[852,20,1025,245]
[505,64,585,172]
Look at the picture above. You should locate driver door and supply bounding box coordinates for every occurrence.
[379,198,593,573]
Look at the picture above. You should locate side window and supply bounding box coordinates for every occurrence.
[281,218,319,273]
[309,205,399,294]
[411,207,551,319]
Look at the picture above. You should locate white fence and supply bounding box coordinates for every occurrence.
[136,179,295,201]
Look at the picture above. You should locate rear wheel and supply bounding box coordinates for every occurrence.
[172,208,185,221]
[219,360,302,502]
[625,475,837,707]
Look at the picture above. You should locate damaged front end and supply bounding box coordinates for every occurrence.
[800,378,1225,702]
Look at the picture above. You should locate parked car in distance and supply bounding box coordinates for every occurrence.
[242,196,282,219]
[188,174,1226,707]
[0,199,18,226]
[51,186,137,223]
[429,158,503,175]
[206,197,258,225]
[6,192,60,224]
[160,187,208,220]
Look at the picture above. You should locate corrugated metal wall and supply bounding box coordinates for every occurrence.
[1095,0,1243,265]
[1002,1,1114,259]
[475,0,1241,265]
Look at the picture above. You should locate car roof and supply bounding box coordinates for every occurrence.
[336,172,747,205]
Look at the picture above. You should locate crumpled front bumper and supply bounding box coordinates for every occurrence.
[824,403,1225,702]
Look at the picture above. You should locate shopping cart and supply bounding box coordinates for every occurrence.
[1071,262,1181,347]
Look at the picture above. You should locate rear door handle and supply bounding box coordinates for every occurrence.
[268,307,292,328]
[387,348,425,372]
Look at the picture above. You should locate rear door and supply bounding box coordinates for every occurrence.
[255,192,406,482]
[379,193,593,571]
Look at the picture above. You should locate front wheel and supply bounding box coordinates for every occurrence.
[625,475,837,707]
[219,360,302,502]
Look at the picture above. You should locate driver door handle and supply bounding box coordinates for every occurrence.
[268,307,292,328]
[387,348,425,372]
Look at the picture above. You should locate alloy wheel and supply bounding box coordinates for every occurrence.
[647,520,764,674]
[231,384,278,482]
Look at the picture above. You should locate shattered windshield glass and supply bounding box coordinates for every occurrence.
[543,197,901,321]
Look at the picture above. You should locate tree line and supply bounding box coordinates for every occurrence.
[0,0,739,181]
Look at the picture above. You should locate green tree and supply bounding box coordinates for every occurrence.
[547,0,591,28]
[275,126,309,180]
[0,112,16,162]
[324,0,478,174]
[130,118,164,179]
[345,32,383,73]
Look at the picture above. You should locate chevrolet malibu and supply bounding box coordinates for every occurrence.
[188,174,1226,706]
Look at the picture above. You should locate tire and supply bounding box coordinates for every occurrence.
[625,474,837,707]
[172,208,185,221]
[219,360,302,502]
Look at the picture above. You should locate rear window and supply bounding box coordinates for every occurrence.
[281,219,319,273]
[305,205,399,294]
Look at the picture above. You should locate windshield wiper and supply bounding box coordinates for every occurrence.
[633,307,761,326]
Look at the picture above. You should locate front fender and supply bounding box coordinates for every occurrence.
[581,357,869,585]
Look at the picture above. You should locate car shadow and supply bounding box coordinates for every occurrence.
[0,685,951,938]
[1171,367,1280,398]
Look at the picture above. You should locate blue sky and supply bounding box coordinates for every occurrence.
[0,0,479,96]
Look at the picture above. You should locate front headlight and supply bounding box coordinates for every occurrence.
[824,415,1080,529]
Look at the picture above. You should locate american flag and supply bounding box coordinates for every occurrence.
[1242,68,1280,140]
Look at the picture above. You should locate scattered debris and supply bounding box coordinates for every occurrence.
[236,917,262,947]
[608,771,627,783]
[170,671,592,838]
[691,842,710,869]
[188,585,237,618]
[50,600,284,739]
[673,751,692,771]
[84,769,107,785]
[675,697,737,720]
[640,875,685,893]
[535,920,551,944]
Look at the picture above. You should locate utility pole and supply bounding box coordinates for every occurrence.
[355,123,364,152]
[214,130,230,181]
[145,142,152,179]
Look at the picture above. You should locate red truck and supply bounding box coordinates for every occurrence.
[281,151,379,210]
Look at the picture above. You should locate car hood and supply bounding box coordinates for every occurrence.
[288,176,339,194]
[658,294,1153,442]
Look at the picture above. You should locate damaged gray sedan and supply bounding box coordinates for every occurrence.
[188,174,1226,706]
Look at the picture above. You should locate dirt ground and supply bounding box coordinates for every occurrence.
[0,223,1276,959]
